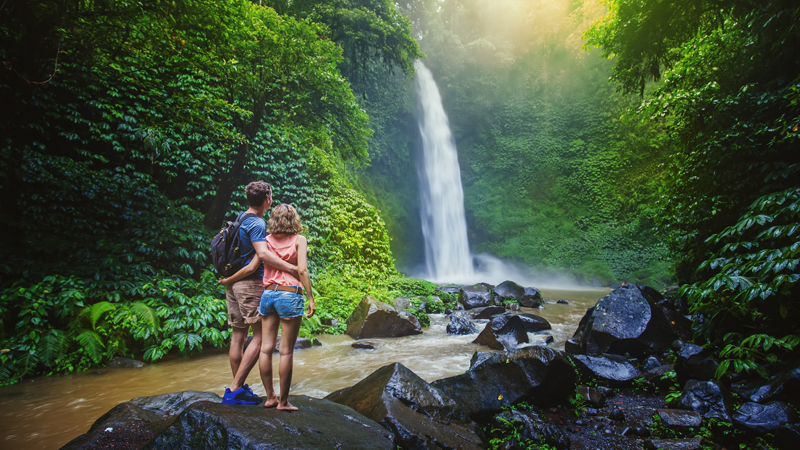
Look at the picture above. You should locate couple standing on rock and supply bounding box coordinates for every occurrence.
[217,181,316,411]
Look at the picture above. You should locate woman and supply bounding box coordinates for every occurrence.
[220,203,315,411]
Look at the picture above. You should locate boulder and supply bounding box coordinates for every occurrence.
[472,313,529,351]
[107,357,145,368]
[436,285,462,296]
[774,424,800,450]
[556,299,569,305]
[643,356,662,372]
[522,287,542,308]
[431,347,576,420]
[458,284,494,309]
[517,313,551,332]
[446,313,479,335]
[326,363,482,450]
[747,365,800,404]
[572,354,641,387]
[656,409,703,429]
[146,396,394,450]
[352,342,376,349]
[676,380,734,421]
[490,410,570,449]
[346,296,422,340]
[644,438,702,450]
[577,386,605,408]
[675,343,718,387]
[393,296,426,313]
[492,280,525,305]
[465,305,505,319]
[567,284,678,357]
[644,364,676,389]
[469,351,493,369]
[732,401,797,434]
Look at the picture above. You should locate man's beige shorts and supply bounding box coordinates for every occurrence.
[226,279,263,328]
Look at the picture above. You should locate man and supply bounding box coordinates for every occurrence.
[220,181,297,405]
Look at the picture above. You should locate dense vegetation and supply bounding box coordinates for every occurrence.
[585,0,800,376]
[0,0,421,383]
[356,0,674,286]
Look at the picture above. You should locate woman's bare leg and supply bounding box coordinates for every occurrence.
[259,313,280,408]
[276,316,303,411]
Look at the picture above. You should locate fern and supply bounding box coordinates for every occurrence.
[39,329,69,366]
[75,330,105,363]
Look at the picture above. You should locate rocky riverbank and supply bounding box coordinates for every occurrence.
[62,284,799,450]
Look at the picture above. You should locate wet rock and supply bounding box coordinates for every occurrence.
[326,363,481,450]
[656,409,703,428]
[517,313,552,332]
[643,356,662,372]
[432,347,576,420]
[436,285,462,296]
[147,396,394,450]
[393,296,427,313]
[659,305,693,342]
[677,380,734,421]
[107,357,145,368]
[469,351,493,369]
[472,313,529,351]
[644,438,702,450]
[507,302,520,311]
[465,305,505,319]
[675,343,718,387]
[747,365,800,404]
[596,386,614,397]
[491,410,570,449]
[346,296,422,340]
[577,386,605,408]
[62,391,231,450]
[774,423,800,450]
[492,280,525,304]
[732,401,797,434]
[644,364,677,389]
[567,284,678,357]
[522,287,543,308]
[556,299,569,305]
[608,408,625,421]
[459,284,495,309]
[572,354,641,387]
[352,342,376,349]
[446,313,479,335]
[624,426,651,437]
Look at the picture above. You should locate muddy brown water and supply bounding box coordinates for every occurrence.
[0,288,608,449]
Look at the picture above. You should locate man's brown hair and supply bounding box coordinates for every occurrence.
[268,204,303,234]
[245,181,272,207]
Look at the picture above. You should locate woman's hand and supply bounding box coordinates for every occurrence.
[306,298,316,318]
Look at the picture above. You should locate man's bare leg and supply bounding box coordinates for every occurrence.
[259,313,280,407]
[229,322,262,391]
[229,326,248,377]
[276,316,302,411]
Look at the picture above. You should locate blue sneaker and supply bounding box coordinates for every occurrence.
[222,386,261,405]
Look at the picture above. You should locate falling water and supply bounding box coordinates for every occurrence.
[414,61,473,282]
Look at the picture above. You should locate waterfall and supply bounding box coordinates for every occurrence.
[414,60,474,281]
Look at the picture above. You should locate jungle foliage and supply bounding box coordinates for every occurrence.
[0,0,416,383]
[586,0,800,376]
[354,0,673,286]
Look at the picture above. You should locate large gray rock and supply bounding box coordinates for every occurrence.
[656,409,703,429]
[747,365,800,404]
[346,296,422,340]
[446,313,479,335]
[431,347,576,420]
[677,380,734,421]
[472,313,529,351]
[464,305,505,319]
[458,284,494,309]
[326,363,482,450]
[675,343,718,387]
[517,313,551,332]
[146,396,394,450]
[567,284,679,357]
[521,287,542,308]
[490,409,570,449]
[732,401,797,434]
[572,354,641,387]
[644,438,702,450]
[492,280,525,305]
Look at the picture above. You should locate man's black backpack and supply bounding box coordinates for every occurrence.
[210,212,259,277]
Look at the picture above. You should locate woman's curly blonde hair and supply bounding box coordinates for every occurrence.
[268,203,303,234]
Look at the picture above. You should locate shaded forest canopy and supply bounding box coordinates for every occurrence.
[1,0,798,384]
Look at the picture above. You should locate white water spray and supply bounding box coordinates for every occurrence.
[414,61,474,282]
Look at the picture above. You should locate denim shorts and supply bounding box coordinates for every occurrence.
[258,288,305,319]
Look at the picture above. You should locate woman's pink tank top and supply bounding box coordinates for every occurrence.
[262,234,302,288]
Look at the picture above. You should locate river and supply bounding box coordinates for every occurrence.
[0,287,608,450]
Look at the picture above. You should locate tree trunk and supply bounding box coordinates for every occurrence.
[203,142,250,229]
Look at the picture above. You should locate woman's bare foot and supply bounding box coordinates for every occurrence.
[276,401,298,411]
[263,394,279,408]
